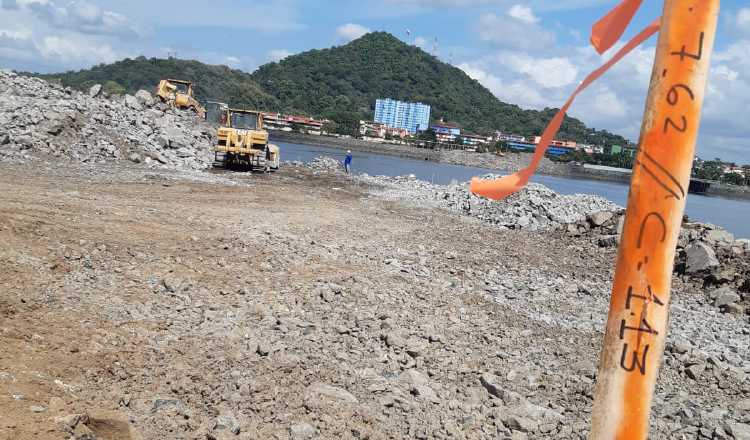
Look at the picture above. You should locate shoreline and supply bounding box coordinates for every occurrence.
[271,131,750,201]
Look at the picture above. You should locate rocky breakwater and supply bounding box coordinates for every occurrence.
[0,70,214,170]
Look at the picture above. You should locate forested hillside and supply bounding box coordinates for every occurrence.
[38,32,629,146]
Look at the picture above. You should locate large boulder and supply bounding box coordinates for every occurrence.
[705,229,735,247]
[135,89,154,107]
[306,383,358,404]
[480,373,504,398]
[88,84,102,98]
[728,423,750,440]
[588,211,614,227]
[735,239,750,252]
[711,286,741,308]
[124,94,142,110]
[685,242,720,273]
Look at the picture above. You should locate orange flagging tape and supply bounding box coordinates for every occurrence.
[591,0,643,54]
[470,1,658,201]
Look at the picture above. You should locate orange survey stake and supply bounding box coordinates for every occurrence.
[590,1,720,439]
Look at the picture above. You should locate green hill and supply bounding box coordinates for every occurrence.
[37,32,628,146]
[39,57,280,111]
[250,32,627,145]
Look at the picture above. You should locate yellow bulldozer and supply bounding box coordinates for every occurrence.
[156,79,206,119]
[213,108,280,172]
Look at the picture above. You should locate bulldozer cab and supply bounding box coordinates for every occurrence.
[228,110,262,131]
[156,79,206,119]
[167,79,193,96]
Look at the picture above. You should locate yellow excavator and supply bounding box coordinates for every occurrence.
[156,79,206,119]
[213,108,280,172]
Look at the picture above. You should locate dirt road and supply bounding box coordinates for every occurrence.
[0,162,747,440]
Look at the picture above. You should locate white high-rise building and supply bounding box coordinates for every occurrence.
[374,98,431,134]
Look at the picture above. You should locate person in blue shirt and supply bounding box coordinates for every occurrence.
[344,150,353,174]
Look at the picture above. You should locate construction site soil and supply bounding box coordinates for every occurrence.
[1,160,748,440]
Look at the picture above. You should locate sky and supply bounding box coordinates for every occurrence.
[0,0,748,163]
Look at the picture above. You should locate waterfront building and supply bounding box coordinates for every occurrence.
[462,133,492,146]
[494,131,526,143]
[374,98,431,134]
[359,120,410,139]
[430,122,461,143]
[264,113,325,135]
[534,136,578,149]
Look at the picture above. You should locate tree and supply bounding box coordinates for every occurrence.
[721,172,746,186]
[102,80,126,95]
[416,129,437,143]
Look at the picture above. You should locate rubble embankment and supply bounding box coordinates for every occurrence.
[0,70,214,170]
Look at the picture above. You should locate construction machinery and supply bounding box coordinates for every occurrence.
[205,101,229,125]
[213,108,280,172]
[156,79,206,119]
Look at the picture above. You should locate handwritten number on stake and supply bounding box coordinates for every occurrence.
[666,84,695,106]
[620,344,650,375]
[670,32,704,61]
[664,115,688,134]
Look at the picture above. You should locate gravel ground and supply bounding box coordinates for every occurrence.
[0,73,748,440]
[0,159,747,440]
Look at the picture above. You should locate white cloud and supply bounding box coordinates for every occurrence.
[336,23,370,42]
[0,28,34,49]
[0,28,37,62]
[38,34,117,63]
[0,25,121,68]
[1,0,139,37]
[478,10,554,51]
[268,49,293,62]
[507,4,539,24]
[414,36,427,48]
[737,8,750,33]
[502,53,578,88]
[590,87,626,118]
[224,55,240,65]
[459,62,547,108]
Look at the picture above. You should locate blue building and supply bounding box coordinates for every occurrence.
[506,141,575,156]
[374,98,431,134]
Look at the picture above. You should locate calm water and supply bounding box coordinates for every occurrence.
[279,141,750,238]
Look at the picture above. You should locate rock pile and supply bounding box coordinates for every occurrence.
[675,222,750,314]
[349,170,621,232]
[308,156,342,171]
[567,209,750,315]
[0,70,214,170]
